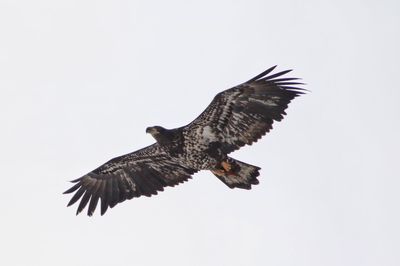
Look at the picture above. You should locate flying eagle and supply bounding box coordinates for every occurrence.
[64,66,305,216]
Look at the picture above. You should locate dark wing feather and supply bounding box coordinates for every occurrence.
[185,66,305,153]
[64,143,196,216]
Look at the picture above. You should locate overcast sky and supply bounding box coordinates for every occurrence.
[1,1,399,265]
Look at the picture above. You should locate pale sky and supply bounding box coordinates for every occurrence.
[1,1,399,266]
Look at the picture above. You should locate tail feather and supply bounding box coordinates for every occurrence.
[211,158,260,189]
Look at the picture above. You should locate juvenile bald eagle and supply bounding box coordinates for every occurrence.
[64,66,305,216]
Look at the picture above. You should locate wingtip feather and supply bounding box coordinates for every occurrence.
[263,69,293,80]
[245,65,278,83]
[63,182,81,194]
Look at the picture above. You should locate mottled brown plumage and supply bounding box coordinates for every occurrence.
[64,66,305,216]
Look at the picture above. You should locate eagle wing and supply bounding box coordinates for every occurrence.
[185,66,305,154]
[64,143,196,216]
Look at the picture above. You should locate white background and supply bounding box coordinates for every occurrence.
[1,1,399,265]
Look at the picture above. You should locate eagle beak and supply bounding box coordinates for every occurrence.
[146,127,157,134]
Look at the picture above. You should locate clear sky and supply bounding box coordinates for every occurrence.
[1,1,399,265]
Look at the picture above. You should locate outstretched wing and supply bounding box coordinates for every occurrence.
[64,143,196,216]
[185,66,305,154]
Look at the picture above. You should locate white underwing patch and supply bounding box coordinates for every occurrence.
[202,125,218,141]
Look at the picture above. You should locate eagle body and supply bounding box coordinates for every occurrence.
[64,66,305,216]
[146,126,219,170]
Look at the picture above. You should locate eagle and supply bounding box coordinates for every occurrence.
[64,66,305,216]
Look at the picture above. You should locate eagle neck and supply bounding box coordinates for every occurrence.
[156,128,183,155]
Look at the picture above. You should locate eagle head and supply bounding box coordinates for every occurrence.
[146,126,168,142]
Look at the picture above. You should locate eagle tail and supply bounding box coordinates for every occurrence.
[211,158,260,189]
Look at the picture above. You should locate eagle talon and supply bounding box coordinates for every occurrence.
[211,168,237,178]
[221,161,233,172]
[211,169,225,177]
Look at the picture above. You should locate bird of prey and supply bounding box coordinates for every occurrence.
[64,66,305,216]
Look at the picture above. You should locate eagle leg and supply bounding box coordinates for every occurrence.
[211,169,226,177]
[212,160,237,177]
[211,168,237,178]
[221,160,233,172]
